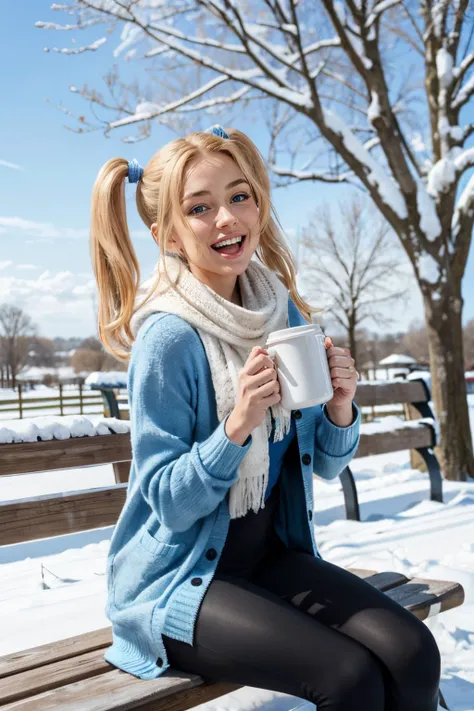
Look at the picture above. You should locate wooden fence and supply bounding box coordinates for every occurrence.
[0,383,109,419]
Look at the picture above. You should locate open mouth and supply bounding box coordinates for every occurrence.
[211,235,247,258]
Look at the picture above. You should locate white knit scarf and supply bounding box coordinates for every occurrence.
[130,254,292,518]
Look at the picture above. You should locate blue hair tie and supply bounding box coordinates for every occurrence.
[128,158,144,184]
[204,124,230,139]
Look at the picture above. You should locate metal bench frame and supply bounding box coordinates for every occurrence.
[340,378,443,521]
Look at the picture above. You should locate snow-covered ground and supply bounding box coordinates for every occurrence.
[1,400,473,710]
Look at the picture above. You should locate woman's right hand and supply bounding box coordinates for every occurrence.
[225,347,280,445]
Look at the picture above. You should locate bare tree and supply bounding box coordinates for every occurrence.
[71,336,127,373]
[298,197,409,363]
[402,321,430,363]
[29,337,57,368]
[37,1,474,480]
[464,319,474,368]
[0,305,37,388]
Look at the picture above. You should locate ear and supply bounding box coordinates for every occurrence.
[151,223,159,244]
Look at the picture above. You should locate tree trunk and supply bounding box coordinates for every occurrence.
[423,286,474,481]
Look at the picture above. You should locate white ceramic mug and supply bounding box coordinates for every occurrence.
[266,324,333,410]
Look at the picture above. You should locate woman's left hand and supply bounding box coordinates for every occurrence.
[324,336,359,411]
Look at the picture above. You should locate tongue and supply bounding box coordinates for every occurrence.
[216,242,241,255]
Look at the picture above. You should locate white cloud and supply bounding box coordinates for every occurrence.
[16,264,41,271]
[0,160,23,171]
[0,271,98,337]
[0,217,88,240]
[0,261,13,271]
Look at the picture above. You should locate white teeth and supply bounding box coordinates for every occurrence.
[213,236,243,249]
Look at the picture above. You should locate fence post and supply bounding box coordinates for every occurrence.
[18,383,23,419]
[59,383,64,416]
[79,382,83,414]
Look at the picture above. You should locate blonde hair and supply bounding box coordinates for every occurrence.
[90,128,319,360]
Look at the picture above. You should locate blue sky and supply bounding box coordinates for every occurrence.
[1,1,473,339]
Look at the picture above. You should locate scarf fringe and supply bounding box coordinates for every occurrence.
[229,470,269,518]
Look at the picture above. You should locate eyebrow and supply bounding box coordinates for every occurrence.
[181,178,249,204]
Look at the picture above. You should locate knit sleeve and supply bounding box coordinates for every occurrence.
[129,314,252,532]
[313,403,361,480]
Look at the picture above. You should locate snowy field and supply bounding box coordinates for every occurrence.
[0,400,473,710]
[0,385,104,420]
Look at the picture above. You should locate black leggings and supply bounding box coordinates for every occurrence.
[163,482,441,710]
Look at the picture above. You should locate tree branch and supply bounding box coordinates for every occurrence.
[271,165,355,184]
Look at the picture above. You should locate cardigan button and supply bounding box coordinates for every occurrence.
[206,548,217,560]
[191,577,202,586]
[302,453,311,465]
[157,657,164,667]
[308,510,313,521]
[293,410,302,419]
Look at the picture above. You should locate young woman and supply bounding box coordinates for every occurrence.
[90,126,441,710]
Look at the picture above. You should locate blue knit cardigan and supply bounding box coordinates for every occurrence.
[104,298,361,679]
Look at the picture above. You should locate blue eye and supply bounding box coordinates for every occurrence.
[189,205,206,215]
[189,193,250,215]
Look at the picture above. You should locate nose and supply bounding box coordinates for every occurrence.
[215,205,238,229]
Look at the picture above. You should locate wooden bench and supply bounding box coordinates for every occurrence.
[0,422,464,710]
[339,378,442,520]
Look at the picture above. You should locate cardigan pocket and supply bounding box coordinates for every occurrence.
[112,529,189,611]
[139,528,187,558]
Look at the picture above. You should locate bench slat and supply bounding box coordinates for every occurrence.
[0,434,131,477]
[354,381,428,407]
[385,578,465,620]
[0,667,233,711]
[0,574,464,710]
[350,570,408,590]
[0,486,126,545]
[0,628,111,679]
[355,423,433,458]
[0,649,110,705]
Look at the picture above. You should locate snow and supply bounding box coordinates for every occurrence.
[85,371,128,388]
[452,74,474,110]
[323,109,408,219]
[378,353,417,365]
[367,91,381,125]
[0,415,129,443]
[453,173,474,236]
[0,399,473,709]
[365,0,401,28]
[361,415,435,435]
[44,37,107,55]
[437,47,454,87]
[418,251,441,285]
[416,182,442,240]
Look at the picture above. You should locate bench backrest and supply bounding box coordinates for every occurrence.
[0,379,433,547]
[354,379,429,407]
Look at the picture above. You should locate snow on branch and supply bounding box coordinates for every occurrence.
[141,23,247,56]
[452,173,474,237]
[452,73,474,109]
[323,109,407,220]
[44,37,106,54]
[35,18,103,30]
[285,37,341,64]
[454,148,474,175]
[123,28,313,109]
[271,165,355,184]
[453,52,474,83]
[365,0,402,29]
[109,78,248,128]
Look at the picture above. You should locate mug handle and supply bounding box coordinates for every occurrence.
[267,347,278,369]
